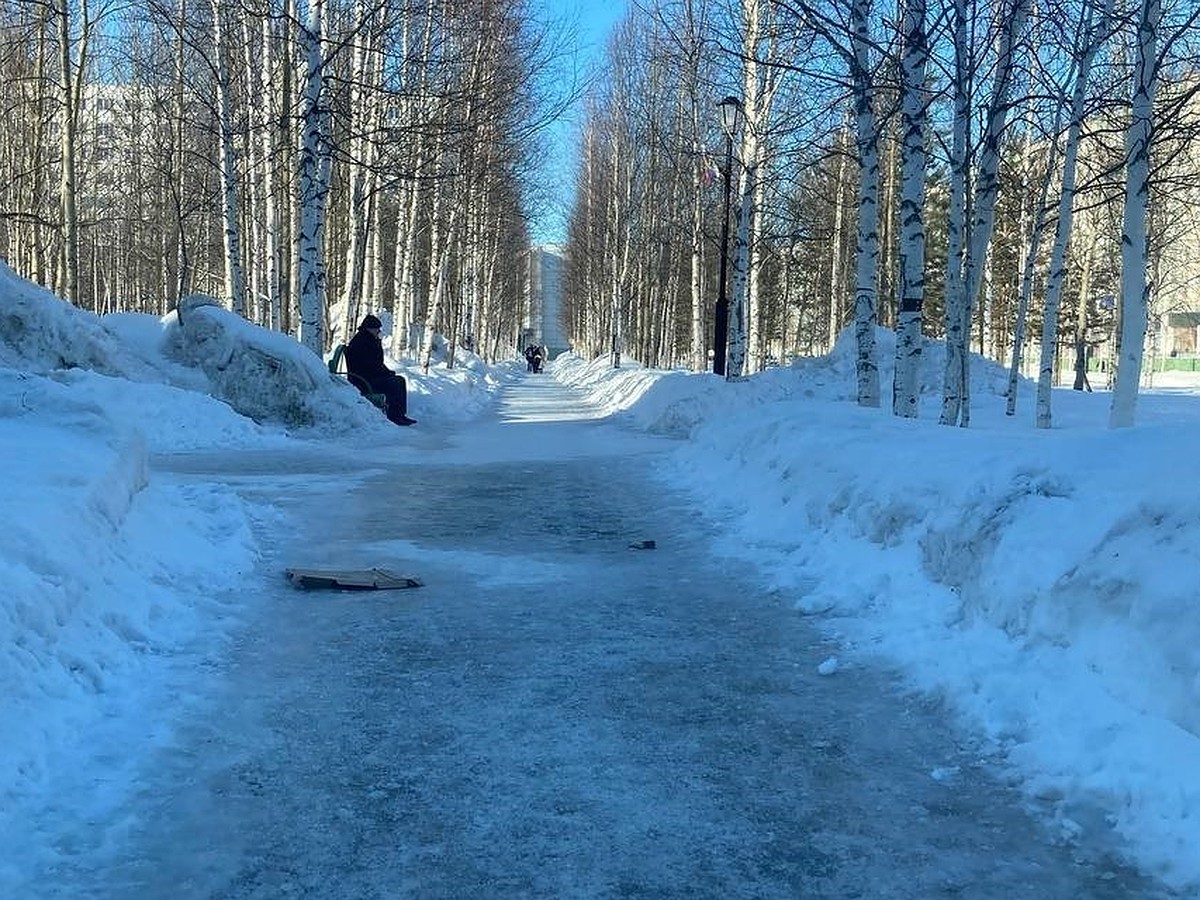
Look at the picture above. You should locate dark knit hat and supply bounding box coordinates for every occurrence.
[360,314,382,330]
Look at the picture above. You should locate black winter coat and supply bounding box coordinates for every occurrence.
[345,328,392,380]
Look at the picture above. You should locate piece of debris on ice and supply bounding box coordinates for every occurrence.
[817,656,839,676]
[795,594,835,615]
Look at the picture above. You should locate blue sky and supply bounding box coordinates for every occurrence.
[529,0,630,245]
[565,0,628,55]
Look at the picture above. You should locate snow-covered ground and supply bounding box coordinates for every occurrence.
[2,258,1199,893]
[557,341,1200,893]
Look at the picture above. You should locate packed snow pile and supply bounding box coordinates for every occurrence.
[0,261,156,380]
[166,295,384,433]
[554,327,1016,440]
[0,267,392,437]
[797,325,1017,401]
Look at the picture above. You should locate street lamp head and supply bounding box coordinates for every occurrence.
[717,95,743,138]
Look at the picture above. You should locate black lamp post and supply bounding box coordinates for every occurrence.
[712,95,743,376]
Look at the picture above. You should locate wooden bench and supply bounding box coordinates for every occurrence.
[328,344,388,411]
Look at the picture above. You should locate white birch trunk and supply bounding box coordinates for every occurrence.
[284,0,299,325]
[420,158,452,368]
[389,8,424,355]
[727,167,754,378]
[173,0,189,304]
[392,169,422,352]
[941,0,1029,426]
[609,164,623,370]
[1006,132,1057,416]
[939,0,970,422]
[1110,0,1160,428]
[57,0,79,305]
[313,0,333,334]
[391,104,426,353]
[1036,0,1112,427]
[261,10,282,333]
[829,126,848,352]
[366,189,383,312]
[738,0,778,375]
[685,3,706,372]
[850,0,880,407]
[336,0,376,343]
[213,0,246,316]
[690,137,705,370]
[892,0,929,418]
[608,115,633,369]
[241,15,263,323]
[1071,234,1097,391]
[422,204,458,373]
[747,160,769,373]
[296,0,328,355]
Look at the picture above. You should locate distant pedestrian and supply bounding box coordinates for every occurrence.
[524,344,545,373]
[345,314,416,426]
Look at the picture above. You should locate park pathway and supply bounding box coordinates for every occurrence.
[36,373,1179,899]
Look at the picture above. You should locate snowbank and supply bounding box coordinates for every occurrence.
[553,339,1200,891]
[0,366,259,818]
[0,264,508,872]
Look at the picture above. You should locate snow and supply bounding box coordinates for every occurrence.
[557,333,1200,893]
[2,257,1199,894]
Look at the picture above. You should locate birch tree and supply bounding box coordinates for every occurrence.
[827,127,849,352]
[645,0,713,370]
[681,0,711,371]
[390,2,437,354]
[56,0,83,305]
[602,19,640,369]
[1109,0,1160,428]
[938,0,971,422]
[849,0,882,407]
[295,0,329,356]
[1034,0,1115,428]
[892,0,930,418]
[940,0,1030,427]
[1005,130,1059,416]
[211,0,245,316]
[260,11,283,330]
[727,167,754,377]
[170,0,191,307]
[778,0,883,405]
[735,0,784,376]
[420,148,461,373]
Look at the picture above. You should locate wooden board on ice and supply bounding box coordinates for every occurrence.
[285,567,422,591]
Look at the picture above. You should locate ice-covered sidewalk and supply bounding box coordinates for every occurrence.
[9,375,1179,898]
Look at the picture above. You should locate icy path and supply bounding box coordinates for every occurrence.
[38,376,1178,898]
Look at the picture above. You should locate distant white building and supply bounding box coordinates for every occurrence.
[524,244,568,354]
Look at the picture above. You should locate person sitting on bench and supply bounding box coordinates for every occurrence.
[345,314,415,426]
